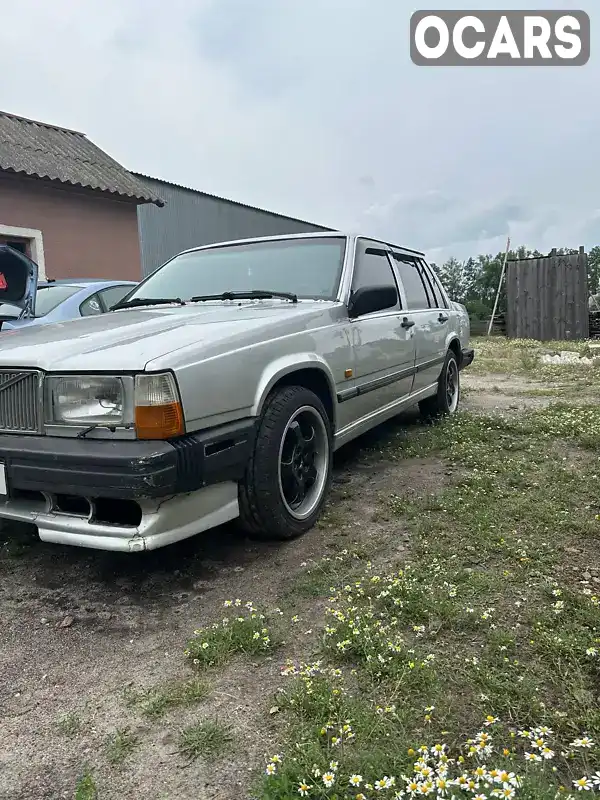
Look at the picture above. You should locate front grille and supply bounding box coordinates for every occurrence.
[0,369,42,433]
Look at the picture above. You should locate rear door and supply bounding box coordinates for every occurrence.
[391,253,448,393]
[343,240,416,421]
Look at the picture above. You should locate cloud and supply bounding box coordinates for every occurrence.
[0,0,598,265]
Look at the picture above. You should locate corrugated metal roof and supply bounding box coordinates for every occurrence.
[0,111,163,205]
[132,171,331,229]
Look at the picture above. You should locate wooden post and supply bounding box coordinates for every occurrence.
[488,236,511,336]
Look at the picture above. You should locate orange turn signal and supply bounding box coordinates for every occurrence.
[135,401,184,440]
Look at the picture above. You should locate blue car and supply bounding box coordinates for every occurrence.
[0,245,136,330]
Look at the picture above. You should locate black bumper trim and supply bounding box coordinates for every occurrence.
[0,418,256,501]
[460,347,475,370]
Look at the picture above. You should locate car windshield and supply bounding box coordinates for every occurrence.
[125,237,347,303]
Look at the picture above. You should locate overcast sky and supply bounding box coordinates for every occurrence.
[0,0,596,263]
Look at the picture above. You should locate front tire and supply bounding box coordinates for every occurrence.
[238,385,333,540]
[419,349,460,419]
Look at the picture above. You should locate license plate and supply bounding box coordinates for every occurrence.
[0,462,8,499]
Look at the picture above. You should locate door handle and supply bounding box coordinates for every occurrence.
[438,313,449,323]
[401,317,415,329]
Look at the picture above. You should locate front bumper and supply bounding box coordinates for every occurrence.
[0,418,256,500]
[460,347,475,370]
[0,419,255,551]
[0,482,240,552]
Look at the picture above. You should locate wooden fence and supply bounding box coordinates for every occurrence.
[505,248,589,341]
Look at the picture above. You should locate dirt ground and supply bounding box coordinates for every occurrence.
[0,371,549,800]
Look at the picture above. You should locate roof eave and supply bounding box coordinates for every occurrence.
[131,171,331,229]
[0,167,164,205]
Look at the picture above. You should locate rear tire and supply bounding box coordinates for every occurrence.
[419,349,460,419]
[238,385,333,540]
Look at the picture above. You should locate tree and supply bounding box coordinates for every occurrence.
[462,257,479,301]
[588,246,600,295]
[437,257,465,302]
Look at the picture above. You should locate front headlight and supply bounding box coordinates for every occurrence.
[44,372,184,439]
[46,376,131,426]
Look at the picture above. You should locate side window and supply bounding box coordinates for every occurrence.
[392,255,431,310]
[79,294,103,316]
[418,259,440,307]
[351,247,400,309]
[98,284,132,311]
[420,260,449,309]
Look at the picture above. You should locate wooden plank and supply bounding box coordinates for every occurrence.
[513,259,522,339]
[580,250,590,339]
[572,252,580,339]
[506,261,514,337]
[552,254,559,339]
[564,254,574,339]
[557,254,566,339]
[525,260,535,339]
[539,256,548,340]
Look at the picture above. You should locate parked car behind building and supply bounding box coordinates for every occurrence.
[0,245,135,330]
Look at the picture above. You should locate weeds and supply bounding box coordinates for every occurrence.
[185,600,278,668]
[288,550,363,599]
[126,677,210,719]
[260,721,600,798]
[105,727,140,765]
[469,336,600,389]
[253,398,600,797]
[178,719,233,762]
[73,767,97,800]
[57,711,82,738]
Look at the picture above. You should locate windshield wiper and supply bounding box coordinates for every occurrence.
[111,297,186,311]
[189,289,298,304]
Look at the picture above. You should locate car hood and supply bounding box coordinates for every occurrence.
[0,300,336,371]
[0,246,38,323]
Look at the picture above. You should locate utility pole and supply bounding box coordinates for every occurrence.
[488,236,511,336]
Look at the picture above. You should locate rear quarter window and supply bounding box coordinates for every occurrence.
[34,285,81,317]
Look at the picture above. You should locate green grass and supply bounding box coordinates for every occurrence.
[469,335,600,386]
[57,711,82,738]
[184,600,278,668]
[255,404,600,798]
[286,550,364,599]
[163,339,600,798]
[125,677,210,720]
[104,727,140,765]
[178,720,233,762]
[73,767,97,800]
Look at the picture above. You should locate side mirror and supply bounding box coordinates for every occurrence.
[347,285,398,319]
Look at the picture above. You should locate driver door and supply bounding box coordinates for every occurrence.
[343,239,416,422]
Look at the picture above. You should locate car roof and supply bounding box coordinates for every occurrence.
[175,231,426,258]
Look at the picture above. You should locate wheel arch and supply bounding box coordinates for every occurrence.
[252,356,337,431]
[447,336,461,362]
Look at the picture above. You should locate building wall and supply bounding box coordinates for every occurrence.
[0,174,142,281]
[136,176,331,276]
